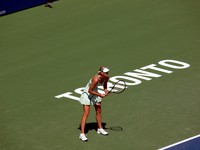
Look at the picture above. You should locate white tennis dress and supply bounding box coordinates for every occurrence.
[79,76,103,105]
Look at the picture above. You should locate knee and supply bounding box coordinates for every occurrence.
[96,108,102,114]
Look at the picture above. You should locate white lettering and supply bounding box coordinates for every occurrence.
[74,87,85,95]
[159,60,190,69]
[109,76,141,85]
[55,59,190,101]
[141,64,173,73]
[55,92,79,101]
[124,69,161,80]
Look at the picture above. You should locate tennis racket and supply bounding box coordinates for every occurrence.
[108,80,126,94]
[82,80,126,99]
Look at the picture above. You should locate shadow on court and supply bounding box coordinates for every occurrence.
[78,122,123,134]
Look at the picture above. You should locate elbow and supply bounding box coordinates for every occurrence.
[88,89,93,94]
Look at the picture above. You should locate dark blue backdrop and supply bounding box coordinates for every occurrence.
[0,0,47,16]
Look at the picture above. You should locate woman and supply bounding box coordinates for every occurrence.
[79,66,110,142]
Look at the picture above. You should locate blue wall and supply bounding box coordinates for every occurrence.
[0,0,47,16]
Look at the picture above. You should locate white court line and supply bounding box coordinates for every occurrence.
[158,134,200,150]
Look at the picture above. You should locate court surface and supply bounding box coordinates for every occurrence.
[1,0,200,150]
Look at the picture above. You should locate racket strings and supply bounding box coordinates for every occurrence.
[110,80,126,93]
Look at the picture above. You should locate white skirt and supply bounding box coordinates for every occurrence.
[79,92,102,105]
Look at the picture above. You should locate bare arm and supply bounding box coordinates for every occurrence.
[88,77,105,98]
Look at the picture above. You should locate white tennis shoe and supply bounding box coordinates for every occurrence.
[97,128,108,135]
[79,133,88,142]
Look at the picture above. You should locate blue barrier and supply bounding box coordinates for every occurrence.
[0,0,47,16]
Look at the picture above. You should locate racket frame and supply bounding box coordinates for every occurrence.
[109,80,126,94]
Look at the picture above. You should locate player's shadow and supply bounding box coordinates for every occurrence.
[78,122,106,134]
[78,122,123,134]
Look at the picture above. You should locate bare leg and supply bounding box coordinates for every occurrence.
[80,105,90,133]
[94,103,103,129]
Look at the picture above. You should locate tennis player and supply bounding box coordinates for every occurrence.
[79,66,110,142]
